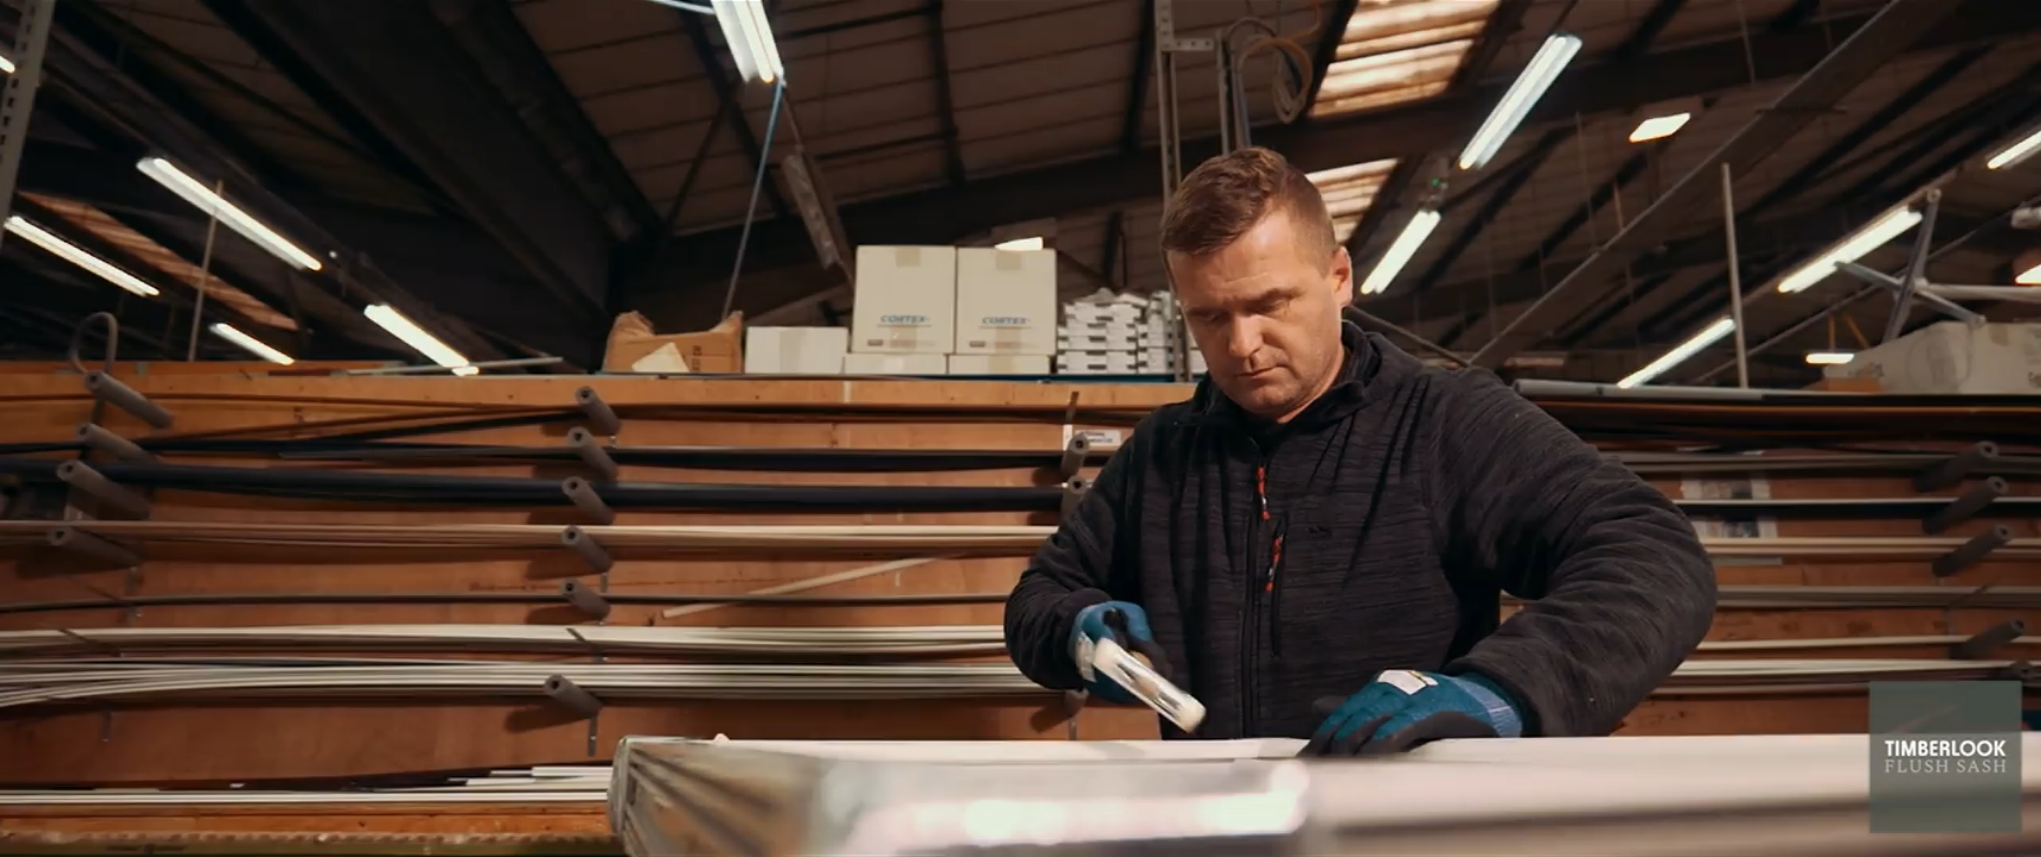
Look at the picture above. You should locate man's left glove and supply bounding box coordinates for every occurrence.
[1302,669,1523,756]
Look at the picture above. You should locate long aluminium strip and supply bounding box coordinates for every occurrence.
[4,521,2038,561]
[2,585,2035,617]
[0,625,2025,658]
[0,659,2026,712]
[1,456,2037,517]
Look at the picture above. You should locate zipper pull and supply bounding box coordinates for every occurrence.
[1265,531,1284,593]
[1255,465,1269,521]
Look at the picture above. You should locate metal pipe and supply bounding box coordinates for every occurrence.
[1933,525,2013,578]
[75,423,153,462]
[1722,163,1749,389]
[1952,619,2026,660]
[55,460,152,519]
[1060,436,1090,479]
[561,526,615,574]
[560,477,616,525]
[45,525,140,568]
[1922,477,2007,534]
[576,386,621,436]
[334,356,565,375]
[568,427,620,482]
[83,372,175,429]
[543,675,604,718]
[560,579,612,620]
[1915,441,1999,492]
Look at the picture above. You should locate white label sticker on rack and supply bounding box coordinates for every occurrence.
[1076,430,1124,449]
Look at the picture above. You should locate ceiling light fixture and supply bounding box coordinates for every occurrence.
[0,55,14,75]
[1986,126,2041,171]
[1775,207,1924,294]
[4,216,160,297]
[135,157,324,271]
[1804,351,1855,366]
[1628,112,1692,143]
[2018,262,2041,286]
[210,322,294,365]
[1457,33,1581,171]
[1616,317,1734,389]
[993,237,1044,251]
[711,0,784,85]
[363,304,477,376]
[1358,209,1441,295]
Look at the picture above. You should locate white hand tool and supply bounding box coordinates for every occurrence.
[1087,636,1207,733]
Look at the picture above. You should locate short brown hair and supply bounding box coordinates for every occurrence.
[1160,147,1336,266]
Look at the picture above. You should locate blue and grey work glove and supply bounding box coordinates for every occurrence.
[1302,669,1523,756]
[1068,601,1172,705]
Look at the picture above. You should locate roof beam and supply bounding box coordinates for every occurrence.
[1412,128,1571,294]
[194,0,452,214]
[225,0,616,328]
[677,10,790,221]
[1122,0,1156,154]
[29,21,513,367]
[925,0,964,187]
[637,0,2040,323]
[430,0,661,243]
[1617,0,1689,60]
[1541,53,2016,347]
[1346,0,1534,263]
[1465,0,1965,369]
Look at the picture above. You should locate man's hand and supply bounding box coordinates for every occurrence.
[1302,670,1523,756]
[1068,601,1171,705]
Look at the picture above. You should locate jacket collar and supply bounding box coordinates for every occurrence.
[1182,319,1420,433]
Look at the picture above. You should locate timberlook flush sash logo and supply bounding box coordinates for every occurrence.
[1869,681,2023,833]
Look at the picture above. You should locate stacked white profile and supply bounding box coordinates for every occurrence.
[1055,290,1202,376]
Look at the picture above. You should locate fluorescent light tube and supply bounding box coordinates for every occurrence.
[993,237,1043,251]
[1775,207,1923,294]
[1457,33,1581,171]
[1358,209,1441,295]
[711,0,784,84]
[210,322,294,364]
[364,304,477,376]
[1628,112,1691,143]
[1804,351,1854,365]
[2018,263,2041,286]
[0,54,14,74]
[1987,127,2041,171]
[5,216,160,297]
[1616,318,1734,389]
[135,157,324,271]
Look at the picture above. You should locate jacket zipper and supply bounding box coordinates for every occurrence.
[1267,519,1286,661]
[1232,442,1265,734]
[1240,442,1273,736]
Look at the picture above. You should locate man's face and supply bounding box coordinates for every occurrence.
[1168,210,1354,423]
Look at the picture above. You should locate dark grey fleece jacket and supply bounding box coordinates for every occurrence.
[1003,322,1717,740]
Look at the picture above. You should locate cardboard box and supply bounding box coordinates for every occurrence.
[949,354,1051,375]
[955,248,1056,355]
[845,353,948,375]
[852,245,955,354]
[744,326,848,375]
[603,311,743,373]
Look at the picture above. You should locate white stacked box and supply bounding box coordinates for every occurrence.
[1055,290,1200,376]
[954,248,1056,357]
[744,327,848,375]
[850,245,955,356]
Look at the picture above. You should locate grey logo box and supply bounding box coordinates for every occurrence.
[1869,681,2023,833]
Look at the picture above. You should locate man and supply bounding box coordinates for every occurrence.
[1003,147,1717,756]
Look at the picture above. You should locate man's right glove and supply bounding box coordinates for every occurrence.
[1068,600,1171,705]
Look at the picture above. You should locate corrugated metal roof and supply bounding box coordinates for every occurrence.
[1312,0,1495,118]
